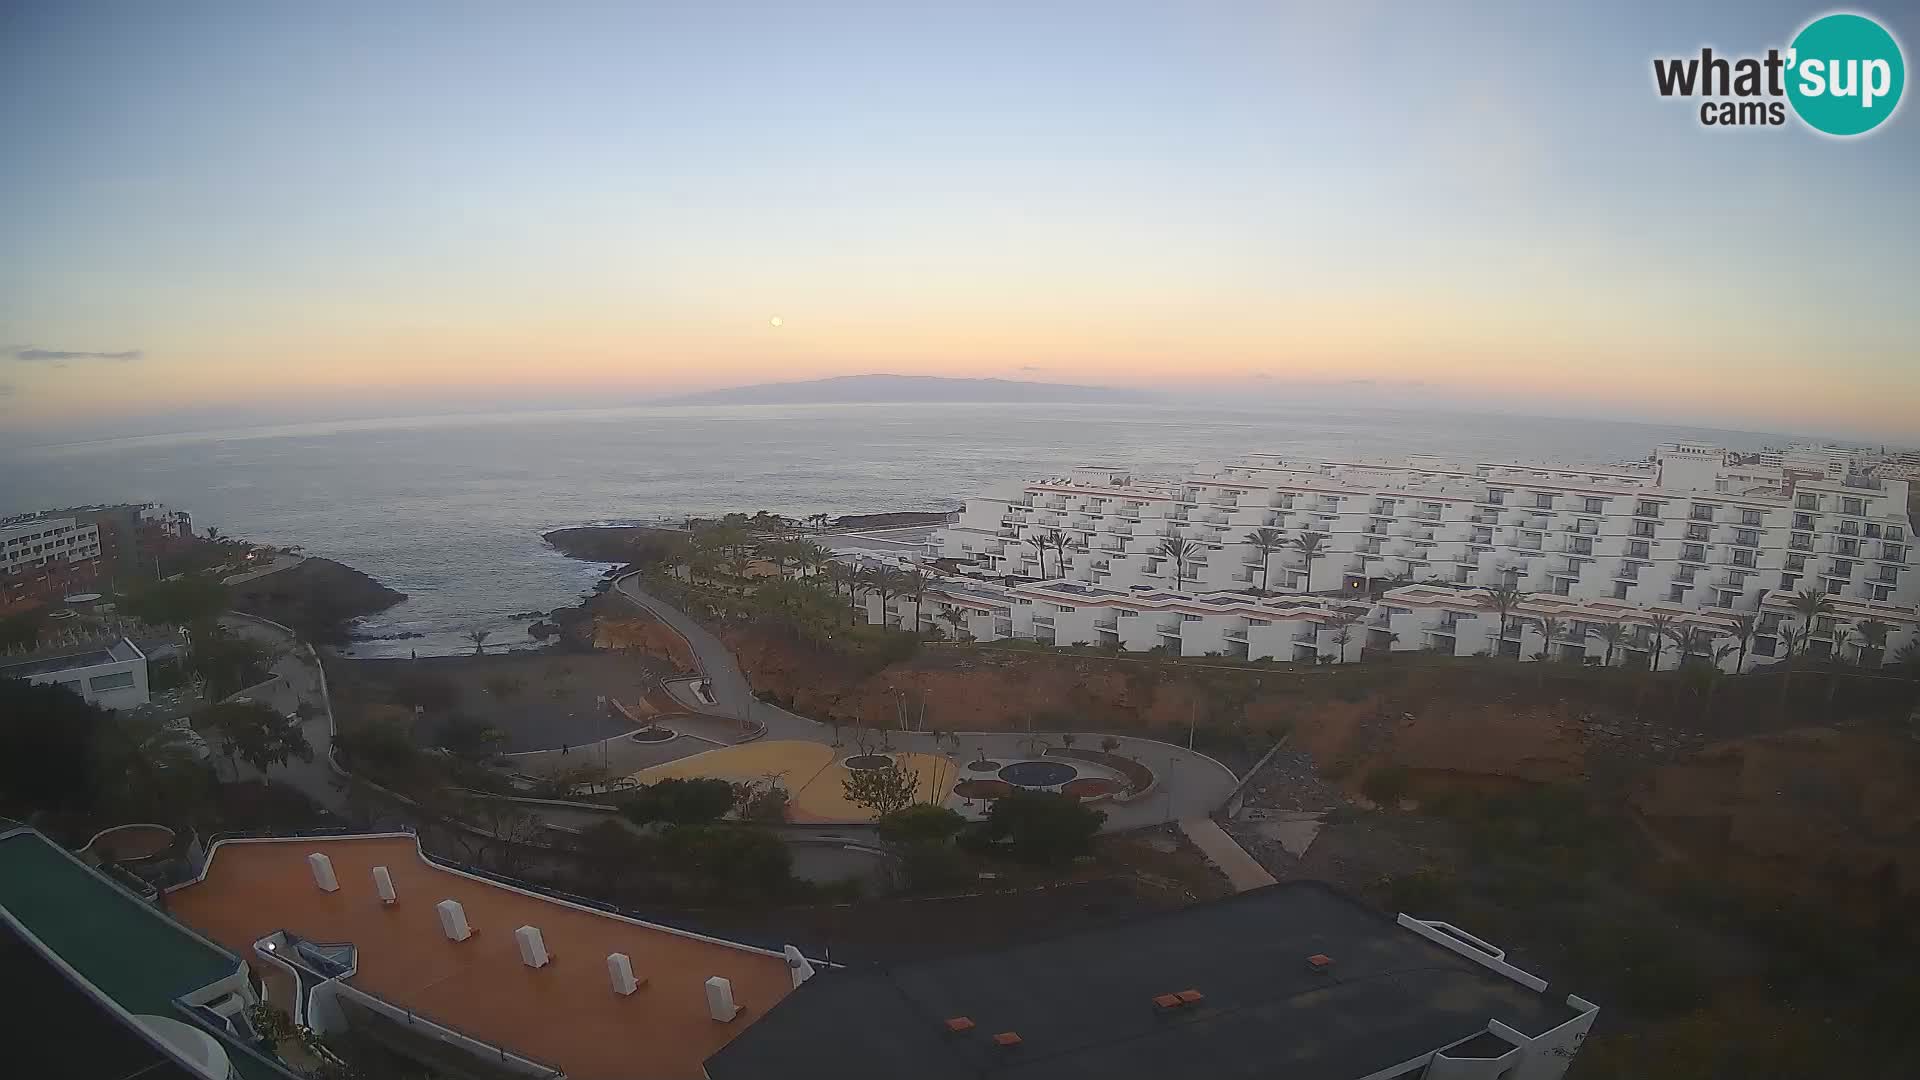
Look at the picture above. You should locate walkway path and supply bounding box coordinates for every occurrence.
[611,574,823,741]
[1178,817,1277,892]
[214,613,344,813]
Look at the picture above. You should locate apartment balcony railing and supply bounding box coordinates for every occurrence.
[1615,563,1641,581]
[1292,629,1319,644]
[1031,615,1054,626]
[1413,510,1442,521]
[1222,627,1249,641]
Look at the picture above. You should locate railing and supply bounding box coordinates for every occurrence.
[331,982,566,1078]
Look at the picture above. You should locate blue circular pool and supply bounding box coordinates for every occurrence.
[998,761,1078,788]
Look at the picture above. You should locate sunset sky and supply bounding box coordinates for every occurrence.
[3,1,1916,441]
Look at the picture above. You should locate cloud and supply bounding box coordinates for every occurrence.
[1015,364,1044,372]
[9,347,143,363]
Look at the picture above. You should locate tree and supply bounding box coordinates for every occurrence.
[659,824,793,900]
[1480,585,1526,655]
[92,714,216,826]
[465,628,493,655]
[733,778,791,823]
[620,777,738,825]
[1023,535,1050,578]
[899,568,931,635]
[1851,618,1893,667]
[185,619,272,698]
[1535,616,1567,659]
[841,762,921,818]
[985,791,1106,864]
[434,716,507,764]
[1588,621,1628,668]
[1156,536,1201,591]
[0,678,109,814]
[1043,529,1074,581]
[1704,642,1738,721]
[877,804,966,848]
[569,819,654,899]
[1646,612,1675,671]
[123,575,230,626]
[1786,588,1835,657]
[1289,531,1329,590]
[1727,612,1758,674]
[0,609,45,650]
[200,700,313,781]
[1099,735,1121,753]
[1242,527,1285,593]
[940,606,971,642]
[1330,610,1361,663]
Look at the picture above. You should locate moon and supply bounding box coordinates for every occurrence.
[769,315,784,328]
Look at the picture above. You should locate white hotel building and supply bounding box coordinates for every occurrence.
[898,444,1920,671]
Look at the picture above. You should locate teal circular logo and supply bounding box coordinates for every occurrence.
[1787,13,1905,136]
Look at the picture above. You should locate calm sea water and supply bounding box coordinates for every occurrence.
[2,403,1794,656]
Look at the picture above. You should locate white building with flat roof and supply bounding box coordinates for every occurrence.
[909,447,1920,670]
[0,636,150,709]
[1,515,101,577]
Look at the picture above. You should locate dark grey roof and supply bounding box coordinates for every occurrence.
[706,882,1577,1080]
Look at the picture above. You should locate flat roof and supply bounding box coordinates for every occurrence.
[167,834,798,1080]
[0,829,240,1021]
[706,881,1579,1080]
[1,919,204,1080]
[0,829,292,1080]
[0,635,143,679]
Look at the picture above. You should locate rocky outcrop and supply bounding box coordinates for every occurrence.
[542,526,681,566]
[232,558,405,644]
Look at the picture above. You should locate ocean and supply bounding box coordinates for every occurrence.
[3,402,1799,657]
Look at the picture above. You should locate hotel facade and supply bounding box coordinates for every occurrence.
[906,444,1920,671]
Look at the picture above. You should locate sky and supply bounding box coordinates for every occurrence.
[2,1,1917,442]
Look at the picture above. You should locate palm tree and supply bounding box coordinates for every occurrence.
[466,628,492,655]
[1481,584,1525,656]
[1786,588,1835,658]
[940,607,971,642]
[1023,535,1050,578]
[869,567,904,628]
[1156,537,1201,591]
[1043,529,1074,581]
[1705,642,1738,721]
[1535,616,1568,660]
[1646,613,1675,671]
[1242,527,1285,594]
[1289,531,1329,591]
[1727,612,1758,675]
[900,569,931,635]
[1587,621,1628,668]
[1851,618,1893,667]
[806,513,831,533]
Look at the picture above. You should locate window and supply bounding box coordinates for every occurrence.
[1668,585,1686,602]
[1689,504,1714,521]
[1534,493,1554,509]
[1613,582,1630,599]
[1742,509,1763,526]
[1674,566,1695,583]
[88,671,136,692]
[1786,554,1805,571]
[1733,549,1755,567]
[1890,526,1906,542]
[1881,566,1900,582]
[1583,497,1605,514]
[1053,604,1075,613]
[1840,519,1860,536]
[1789,533,1813,551]
[1733,529,1758,547]
[1874,585,1894,601]
[1571,537,1592,555]
[1830,560,1854,577]
[1866,524,1882,539]
[1780,573,1799,590]
[1685,524,1710,541]
[1182,613,1202,622]
[1486,490,1506,505]
[1628,540,1651,558]
[1886,544,1909,562]
[1635,500,1660,517]
[1797,494,1819,510]
[1793,513,1814,530]
[1633,520,1656,538]
[1837,537,1859,556]
[1842,497,1865,515]
[1681,543,1706,562]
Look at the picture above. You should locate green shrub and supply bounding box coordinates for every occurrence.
[620,777,738,825]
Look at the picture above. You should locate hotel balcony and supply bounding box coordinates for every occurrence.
[1292,628,1320,644]
[1222,627,1249,642]
[1031,615,1054,627]
[1614,563,1641,581]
